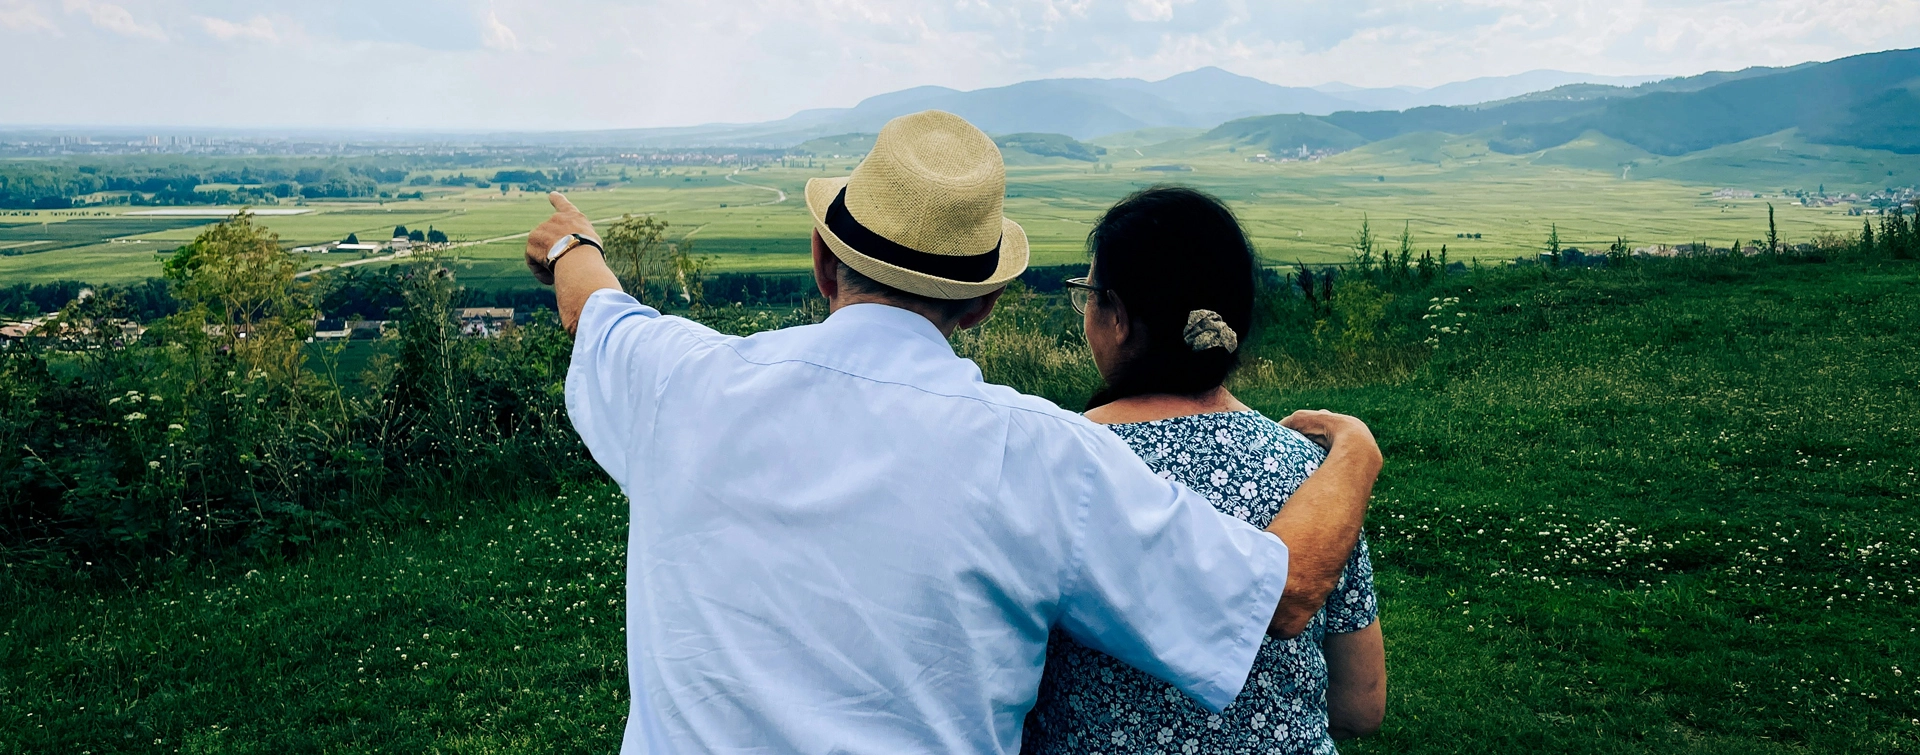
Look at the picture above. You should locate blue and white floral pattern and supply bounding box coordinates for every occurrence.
[1024,411,1377,755]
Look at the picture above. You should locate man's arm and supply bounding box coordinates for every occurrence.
[1265,410,1382,638]
[1325,620,1387,739]
[526,192,624,334]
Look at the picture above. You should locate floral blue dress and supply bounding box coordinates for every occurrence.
[1023,411,1378,755]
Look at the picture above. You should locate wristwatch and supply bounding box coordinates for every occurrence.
[546,233,603,269]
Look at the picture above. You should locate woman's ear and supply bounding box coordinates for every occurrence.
[1102,292,1134,346]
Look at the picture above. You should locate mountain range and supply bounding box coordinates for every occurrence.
[535,47,1919,178]
[542,69,1669,148]
[1188,47,1920,159]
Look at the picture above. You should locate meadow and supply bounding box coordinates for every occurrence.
[0,136,1889,291]
[4,251,1916,753]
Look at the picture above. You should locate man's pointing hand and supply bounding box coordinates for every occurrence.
[526,192,601,286]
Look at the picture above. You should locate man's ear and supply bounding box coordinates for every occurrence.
[954,288,1006,331]
[811,230,839,302]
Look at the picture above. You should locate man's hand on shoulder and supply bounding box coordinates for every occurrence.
[1280,409,1379,462]
[526,192,602,286]
[1264,409,1381,638]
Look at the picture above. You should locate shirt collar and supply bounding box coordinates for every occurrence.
[823,303,951,349]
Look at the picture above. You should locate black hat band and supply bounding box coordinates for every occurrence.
[826,187,1001,283]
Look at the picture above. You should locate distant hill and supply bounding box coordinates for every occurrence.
[793,133,876,156]
[1141,48,1920,175]
[1491,47,1920,155]
[523,68,1674,148]
[503,49,1913,165]
[793,131,1107,165]
[1310,71,1667,110]
[992,133,1106,162]
[1192,114,1370,154]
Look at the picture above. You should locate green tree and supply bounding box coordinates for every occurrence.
[1395,222,1414,282]
[393,225,408,239]
[1350,215,1375,275]
[1861,217,1875,256]
[1545,224,1562,267]
[1766,203,1779,255]
[427,227,448,244]
[344,232,359,245]
[160,212,314,389]
[604,215,672,301]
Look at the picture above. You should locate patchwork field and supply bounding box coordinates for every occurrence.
[1,140,1889,289]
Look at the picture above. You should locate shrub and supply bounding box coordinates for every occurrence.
[0,215,587,576]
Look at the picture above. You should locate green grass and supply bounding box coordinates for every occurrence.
[2,491,630,754]
[0,142,1890,289]
[6,258,1916,753]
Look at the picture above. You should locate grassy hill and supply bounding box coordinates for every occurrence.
[1495,47,1920,155]
[993,132,1107,164]
[7,256,1916,752]
[1087,127,1205,150]
[1193,113,1371,154]
[1528,131,1657,172]
[793,133,876,157]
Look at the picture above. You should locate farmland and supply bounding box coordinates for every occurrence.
[1,134,1899,290]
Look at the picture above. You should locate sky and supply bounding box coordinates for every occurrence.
[4,0,1918,132]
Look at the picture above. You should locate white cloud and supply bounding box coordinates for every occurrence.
[0,0,56,32]
[480,9,517,51]
[60,0,162,40]
[4,0,1919,129]
[1126,0,1175,23]
[197,15,275,43]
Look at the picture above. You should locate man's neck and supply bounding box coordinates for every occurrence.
[828,295,961,337]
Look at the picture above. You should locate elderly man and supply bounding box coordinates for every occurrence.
[524,110,1381,754]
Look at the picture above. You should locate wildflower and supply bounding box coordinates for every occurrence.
[148,460,161,469]
[167,423,184,432]
[123,412,147,421]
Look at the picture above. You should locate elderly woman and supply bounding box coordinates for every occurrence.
[1025,186,1386,754]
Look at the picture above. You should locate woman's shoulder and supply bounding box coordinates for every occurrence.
[1111,410,1325,459]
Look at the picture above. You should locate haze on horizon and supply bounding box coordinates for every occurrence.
[5,0,1919,132]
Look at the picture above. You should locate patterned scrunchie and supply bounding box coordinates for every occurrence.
[1183,309,1239,353]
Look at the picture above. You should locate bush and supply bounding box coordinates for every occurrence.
[0,215,587,576]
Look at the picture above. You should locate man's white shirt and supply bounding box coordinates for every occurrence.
[565,290,1290,755]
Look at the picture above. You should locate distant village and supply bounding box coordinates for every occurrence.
[1246,144,1346,163]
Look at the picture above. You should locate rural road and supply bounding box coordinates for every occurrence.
[725,169,788,205]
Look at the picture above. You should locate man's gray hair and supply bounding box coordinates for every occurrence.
[836,260,989,323]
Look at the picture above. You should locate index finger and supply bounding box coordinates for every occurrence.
[549,192,580,214]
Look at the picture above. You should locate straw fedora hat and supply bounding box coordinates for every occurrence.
[805,110,1029,300]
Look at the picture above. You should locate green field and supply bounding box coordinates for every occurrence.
[2,136,1899,290]
[6,257,1916,753]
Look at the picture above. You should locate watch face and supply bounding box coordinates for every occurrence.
[548,235,577,262]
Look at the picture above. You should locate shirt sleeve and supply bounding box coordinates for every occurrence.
[1322,533,1378,634]
[563,289,680,486]
[1055,426,1291,714]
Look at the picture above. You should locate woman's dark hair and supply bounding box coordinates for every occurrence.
[1085,185,1256,410]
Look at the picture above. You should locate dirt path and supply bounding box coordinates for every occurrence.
[725,169,788,205]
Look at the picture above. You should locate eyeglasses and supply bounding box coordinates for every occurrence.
[1063,276,1106,315]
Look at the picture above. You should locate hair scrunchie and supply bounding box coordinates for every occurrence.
[1183,309,1239,353]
